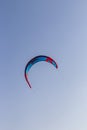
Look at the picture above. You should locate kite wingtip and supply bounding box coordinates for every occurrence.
[29,84,32,89]
[56,64,58,69]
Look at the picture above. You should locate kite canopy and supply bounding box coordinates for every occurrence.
[24,55,58,88]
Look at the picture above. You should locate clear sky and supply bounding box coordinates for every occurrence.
[0,0,87,130]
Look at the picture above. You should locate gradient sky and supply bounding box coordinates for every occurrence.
[0,0,87,130]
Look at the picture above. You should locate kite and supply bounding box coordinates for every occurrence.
[24,55,58,88]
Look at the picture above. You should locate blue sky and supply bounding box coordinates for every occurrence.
[0,0,87,129]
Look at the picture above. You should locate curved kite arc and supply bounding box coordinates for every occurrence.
[24,55,58,88]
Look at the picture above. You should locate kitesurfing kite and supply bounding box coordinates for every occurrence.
[24,55,58,88]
